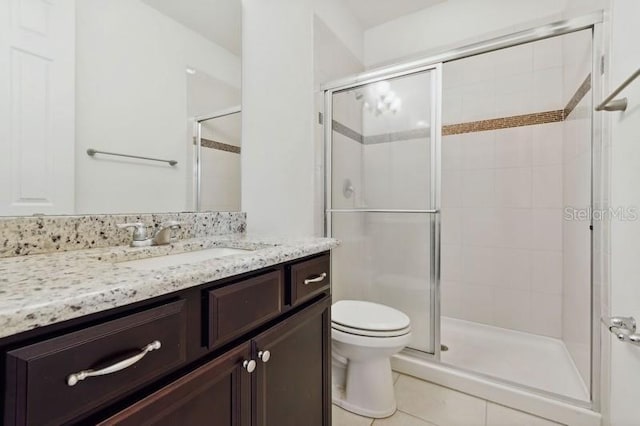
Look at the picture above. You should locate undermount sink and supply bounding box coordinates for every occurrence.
[117,247,255,270]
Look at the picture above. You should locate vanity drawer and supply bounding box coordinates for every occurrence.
[4,300,187,426]
[207,270,283,348]
[289,254,331,306]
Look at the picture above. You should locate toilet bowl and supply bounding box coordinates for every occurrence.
[331,300,412,418]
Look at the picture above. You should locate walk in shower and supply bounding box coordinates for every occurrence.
[324,14,603,417]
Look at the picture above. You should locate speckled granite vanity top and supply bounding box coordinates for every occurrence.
[0,234,338,339]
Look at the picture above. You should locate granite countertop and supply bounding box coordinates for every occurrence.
[0,234,339,339]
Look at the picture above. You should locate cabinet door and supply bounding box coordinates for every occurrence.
[99,342,253,426]
[253,296,331,426]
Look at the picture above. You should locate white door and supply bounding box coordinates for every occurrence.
[607,1,640,425]
[0,0,75,215]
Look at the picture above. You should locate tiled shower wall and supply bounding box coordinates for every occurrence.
[441,36,566,338]
[440,31,592,347]
[441,122,566,338]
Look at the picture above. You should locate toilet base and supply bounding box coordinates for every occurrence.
[332,357,397,419]
[333,392,397,419]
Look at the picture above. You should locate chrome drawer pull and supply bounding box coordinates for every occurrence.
[66,340,162,387]
[304,273,327,285]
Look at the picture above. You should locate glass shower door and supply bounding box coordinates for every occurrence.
[326,65,441,355]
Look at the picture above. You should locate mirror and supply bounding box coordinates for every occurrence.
[0,0,242,216]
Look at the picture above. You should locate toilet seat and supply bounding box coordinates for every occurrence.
[332,322,411,338]
[332,300,411,338]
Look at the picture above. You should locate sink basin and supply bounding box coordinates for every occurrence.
[118,247,254,270]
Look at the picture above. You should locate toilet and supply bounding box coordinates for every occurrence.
[331,300,412,418]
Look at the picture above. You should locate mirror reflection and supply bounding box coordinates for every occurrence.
[0,0,242,216]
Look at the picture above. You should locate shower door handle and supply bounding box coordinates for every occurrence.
[605,316,640,346]
[605,316,636,332]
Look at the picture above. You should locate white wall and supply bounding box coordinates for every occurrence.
[75,0,240,214]
[363,0,569,68]
[313,0,364,64]
[242,0,364,236]
[242,0,316,236]
[606,0,640,424]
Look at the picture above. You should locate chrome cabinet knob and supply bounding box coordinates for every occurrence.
[258,350,271,363]
[243,359,256,373]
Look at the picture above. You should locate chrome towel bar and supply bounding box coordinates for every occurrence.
[87,149,178,166]
[596,68,640,112]
[327,209,439,214]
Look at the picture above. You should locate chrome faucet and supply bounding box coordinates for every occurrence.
[152,221,182,245]
[117,221,182,247]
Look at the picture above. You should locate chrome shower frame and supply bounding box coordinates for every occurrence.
[323,11,605,411]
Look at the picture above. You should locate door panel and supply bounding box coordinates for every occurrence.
[253,296,331,426]
[99,342,252,426]
[327,66,441,355]
[0,0,75,215]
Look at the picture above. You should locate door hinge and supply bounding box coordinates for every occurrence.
[318,112,324,125]
[601,55,605,75]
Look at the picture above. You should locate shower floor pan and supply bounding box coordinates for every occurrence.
[439,317,589,401]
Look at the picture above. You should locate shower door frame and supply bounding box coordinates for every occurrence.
[323,11,605,410]
[324,63,443,357]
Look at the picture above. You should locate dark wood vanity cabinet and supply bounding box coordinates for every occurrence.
[1,252,331,426]
[102,296,331,426]
[254,297,330,426]
[99,342,253,426]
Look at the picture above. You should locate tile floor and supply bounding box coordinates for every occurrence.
[333,372,563,426]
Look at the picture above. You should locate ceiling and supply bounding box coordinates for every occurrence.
[344,0,446,29]
[142,0,241,56]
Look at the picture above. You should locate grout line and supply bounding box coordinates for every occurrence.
[396,409,441,426]
[484,398,489,426]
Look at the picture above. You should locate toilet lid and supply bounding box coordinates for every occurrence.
[332,300,411,333]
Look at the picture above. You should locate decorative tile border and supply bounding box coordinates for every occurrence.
[442,110,565,135]
[365,128,429,144]
[0,212,246,258]
[444,73,592,135]
[196,138,241,154]
[564,74,592,118]
[332,121,429,144]
[333,73,592,139]
[332,120,363,143]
